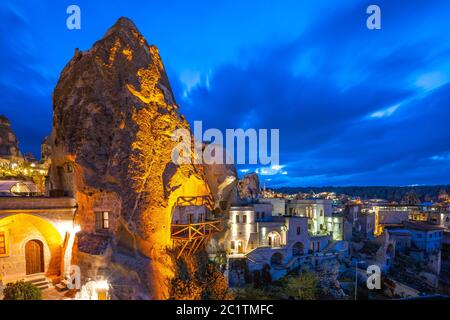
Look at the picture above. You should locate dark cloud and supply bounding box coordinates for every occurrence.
[176,0,450,187]
[0,3,53,157]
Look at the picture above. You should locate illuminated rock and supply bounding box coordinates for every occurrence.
[0,115,23,163]
[238,172,260,200]
[50,17,211,299]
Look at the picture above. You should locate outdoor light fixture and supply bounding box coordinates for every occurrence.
[94,280,110,300]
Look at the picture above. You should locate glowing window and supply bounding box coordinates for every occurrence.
[96,212,109,230]
[0,232,6,255]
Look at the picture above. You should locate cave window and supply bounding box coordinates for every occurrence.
[66,163,74,173]
[96,211,109,230]
[235,215,240,224]
[243,215,247,224]
[297,227,301,235]
[230,241,235,250]
[0,231,7,256]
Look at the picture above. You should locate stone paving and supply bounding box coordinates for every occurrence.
[41,288,76,300]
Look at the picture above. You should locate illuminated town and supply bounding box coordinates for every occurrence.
[1,1,450,303]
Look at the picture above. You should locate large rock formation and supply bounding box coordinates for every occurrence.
[237,172,260,200]
[50,17,211,299]
[0,115,23,163]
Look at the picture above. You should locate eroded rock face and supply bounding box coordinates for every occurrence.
[50,17,211,299]
[0,115,23,162]
[237,172,260,200]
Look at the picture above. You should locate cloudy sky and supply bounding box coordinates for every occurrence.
[1,0,450,187]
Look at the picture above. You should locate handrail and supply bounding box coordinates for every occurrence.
[171,219,221,258]
[175,195,215,210]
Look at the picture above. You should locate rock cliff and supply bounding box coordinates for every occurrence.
[50,17,211,299]
[237,172,260,200]
[0,115,22,162]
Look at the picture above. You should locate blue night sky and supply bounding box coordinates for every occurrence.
[1,0,450,187]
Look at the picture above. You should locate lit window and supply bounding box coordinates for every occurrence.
[66,163,74,173]
[96,212,109,230]
[0,231,7,256]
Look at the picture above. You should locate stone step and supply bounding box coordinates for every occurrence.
[23,274,52,290]
[25,277,47,284]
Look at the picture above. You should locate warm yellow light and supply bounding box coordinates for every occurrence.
[73,225,81,233]
[94,280,109,290]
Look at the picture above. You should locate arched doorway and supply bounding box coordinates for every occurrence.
[292,242,305,256]
[267,231,281,248]
[25,240,44,275]
[237,241,244,254]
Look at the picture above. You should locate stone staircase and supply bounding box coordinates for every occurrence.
[23,273,52,291]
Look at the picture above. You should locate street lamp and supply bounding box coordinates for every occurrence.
[354,260,366,300]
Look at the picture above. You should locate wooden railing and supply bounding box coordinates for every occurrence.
[175,195,214,211]
[171,220,221,259]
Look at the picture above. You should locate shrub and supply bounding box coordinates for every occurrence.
[3,281,42,300]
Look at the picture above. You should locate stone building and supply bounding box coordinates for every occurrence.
[286,199,343,240]
[227,202,348,285]
[0,197,77,284]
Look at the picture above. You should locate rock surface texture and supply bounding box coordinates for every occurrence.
[0,115,22,162]
[50,17,211,299]
[237,172,260,200]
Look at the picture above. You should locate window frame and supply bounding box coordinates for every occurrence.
[96,211,110,231]
[0,230,9,257]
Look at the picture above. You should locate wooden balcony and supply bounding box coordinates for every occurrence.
[175,195,214,211]
[171,220,221,259]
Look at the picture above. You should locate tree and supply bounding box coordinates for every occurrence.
[3,281,42,300]
[285,272,317,300]
[202,264,234,300]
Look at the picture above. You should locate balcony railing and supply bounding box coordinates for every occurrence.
[175,195,214,211]
[171,220,221,258]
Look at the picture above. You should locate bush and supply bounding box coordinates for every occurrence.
[3,281,42,300]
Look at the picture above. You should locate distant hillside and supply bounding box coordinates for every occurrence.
[274,185,450,202]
